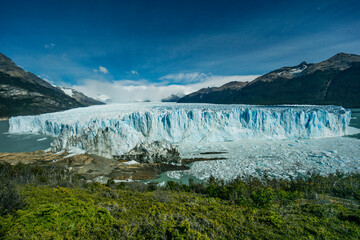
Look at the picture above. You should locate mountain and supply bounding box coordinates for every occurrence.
[0,53,103,118]
[55,86,103,106]
[178,53,360,108]
[161,93,185,102]
[178,81,249,103]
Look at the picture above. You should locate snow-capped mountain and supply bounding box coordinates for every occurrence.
[56,86,104,106]
[161,93,185,102]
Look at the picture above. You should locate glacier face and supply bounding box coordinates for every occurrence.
[9,103,351,159]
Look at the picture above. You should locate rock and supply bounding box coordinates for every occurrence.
[117,141,181,164]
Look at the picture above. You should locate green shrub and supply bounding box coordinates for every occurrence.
[1,163,360,239]
[0,182,25,216]
[251,187,275,208]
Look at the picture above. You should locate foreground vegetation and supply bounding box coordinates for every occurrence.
[0,163,359,239]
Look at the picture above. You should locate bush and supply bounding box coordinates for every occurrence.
[0,162,84,188]
[0,181,25,215]
[1,163,360,239]
[251,187,275,208]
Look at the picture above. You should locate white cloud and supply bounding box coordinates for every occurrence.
[99,66,109,74]
[160,72,208,84]
[93,66,109,74]
[96,94,111,102]
[44,43,55,49]
[131,70,139,75]
[72,73,258,103]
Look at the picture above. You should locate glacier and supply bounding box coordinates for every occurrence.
[8,103,360,181]
[166,137,360,181]
[9,103,352,159]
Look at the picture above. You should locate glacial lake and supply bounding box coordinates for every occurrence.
[0,120,55,152]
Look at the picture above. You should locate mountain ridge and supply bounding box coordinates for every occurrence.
[178,53,360,107]
[0,53,103,118]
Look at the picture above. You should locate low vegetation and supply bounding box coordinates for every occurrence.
[0,162,359,239]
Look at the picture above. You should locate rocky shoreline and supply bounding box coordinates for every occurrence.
[0,150,189,183]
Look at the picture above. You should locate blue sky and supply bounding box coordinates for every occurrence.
[1,0,360,101]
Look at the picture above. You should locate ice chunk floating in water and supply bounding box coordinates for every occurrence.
[9,103,351,159]
[170,137,360,181]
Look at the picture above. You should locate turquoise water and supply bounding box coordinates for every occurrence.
[0,120,55,152]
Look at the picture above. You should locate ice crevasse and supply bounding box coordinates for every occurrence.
[8,103,351,159]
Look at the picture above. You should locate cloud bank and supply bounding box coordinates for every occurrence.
[72,74,258,103]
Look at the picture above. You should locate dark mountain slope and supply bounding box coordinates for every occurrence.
[0,53,102,118]
[178,53,360,107]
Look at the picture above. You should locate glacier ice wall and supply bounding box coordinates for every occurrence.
[8,103,351,158]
